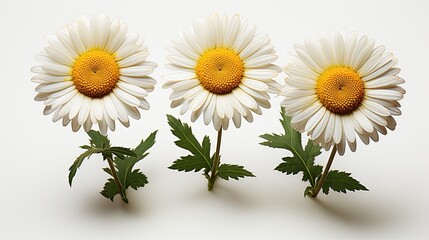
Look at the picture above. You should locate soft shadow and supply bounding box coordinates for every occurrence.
[309,196,400,229]
[183,181,260,209]
[81,191,147,217]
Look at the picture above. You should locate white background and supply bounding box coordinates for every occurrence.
[1,0,428,239]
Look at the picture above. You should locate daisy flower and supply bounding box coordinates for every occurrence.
[281,31,405,155]
[32,14,157,134]
[163,13,281,130]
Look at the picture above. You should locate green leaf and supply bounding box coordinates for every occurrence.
[87,130,110,148]
[80,145,91,150]
[217,164,255,180]
[322,170,368,194]
[68,148,100,186]
[111,131,157,191]
[169,155,209,172]
[167,115,212,172]
[127,170,148,190]
[104,147,136,160]
[100,179,118,201]
[71,131,156,203]
[260,108,322,187]
[134,131,157,159]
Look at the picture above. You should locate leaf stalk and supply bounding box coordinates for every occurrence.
[107,156,128,203]
[208,129,222,191]
[312,145,337,197]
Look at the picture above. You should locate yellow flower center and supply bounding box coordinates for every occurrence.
[195,48,244,94]
[316,66,364,114]
[72,50,119,98]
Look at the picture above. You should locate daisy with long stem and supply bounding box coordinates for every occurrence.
[32,14,158,203]
[164,13,281,191]
[262,31,405,197]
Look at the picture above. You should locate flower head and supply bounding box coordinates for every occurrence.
[281,31,405,155]
[163,13,281,130]
[32,14,157,134]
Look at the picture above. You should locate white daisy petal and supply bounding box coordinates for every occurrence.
[362,58,397,81]
[117,81,148,98]
[42,64,71,76]
[139,98,150,110]
[311,110,330,140]
[167,54,196,68]
[103,95,118,120]
[106,23,128,53]
[78,96,91,125]
[45,46,74,66]
[305,106,326,133]
[98,119,108,136]
[245,69,277,80]
[204,94,216,125]
[365,89,403,101]
[120,76,156,89]
[365,76,404,88]
[118,51,149,67]
[244,53,278,68]
[353,109,374,133]
[32,73,71,83]
[162,71,196,82]
[171,79,200,91]
[163,14,280,129]
[33,14,156,133]
[68,94,84,119]
[184,85,204,100]
[232,88,258,110]
[239,84,270,100]
[323,129,336,148]
[241,78,268,91]
[212,111,222,130]
[292,102,322,126]
[172,33,200,60]
[362,100,390,116]
[124,104,141,120]
[190,90,209,111]
[76,15,92,49]
[179,100,190,115]
[71,117,81,132]
[104,108,116,131]
[36,81,74,93]
[62,115,71,127]
[222,116,229,130]
[232,110,241,128]
[359,105,387,126]
[120,65,154,77]
[243,108,254,123]
[92,98,104,121]
[34,92,50,101]
[47,86,75,99]
[67,24,86,55]
[281,30,404,153]
[50,89,78,110]
[113,88,141,107]
[109,93,129,123]
[341,115,356,143]
[223,95,234,119]
[83,118,93,132]
[216,95,225,118]
[239,35,265,59]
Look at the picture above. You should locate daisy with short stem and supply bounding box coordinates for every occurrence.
[32,14,157,203]
[164,13,281,191]
[276,31,405,197]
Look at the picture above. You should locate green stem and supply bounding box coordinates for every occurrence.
[107,157,128,203]
[208,129,223,191]
[312,145,337,198]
